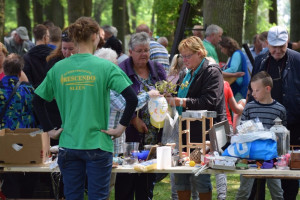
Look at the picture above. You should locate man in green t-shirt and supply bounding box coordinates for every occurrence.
[203,24,223,63]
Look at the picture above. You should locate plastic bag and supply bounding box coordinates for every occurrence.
[161,105,179,146]
[222,131,278,160]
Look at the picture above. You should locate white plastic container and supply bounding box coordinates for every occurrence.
[156,146,172,169]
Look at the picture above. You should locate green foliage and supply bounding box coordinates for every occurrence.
[98,1,112,26]
[4,0,17,34]
[135,0,154,27]
[257,0,273,33]
[153,0,181,37]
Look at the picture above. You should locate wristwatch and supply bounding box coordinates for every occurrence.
[179,98,183,107]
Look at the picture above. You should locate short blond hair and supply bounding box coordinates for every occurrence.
[178,36,207,58]
[0,42,8,56]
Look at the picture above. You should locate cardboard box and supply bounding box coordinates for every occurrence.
[0,128,50,164]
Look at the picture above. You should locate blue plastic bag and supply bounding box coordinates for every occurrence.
[222,131,278,160]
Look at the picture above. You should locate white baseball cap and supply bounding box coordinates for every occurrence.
[267,26,288,46]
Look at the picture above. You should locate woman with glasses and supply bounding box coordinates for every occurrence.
[219,36,250,101]
[115,32,166,200]
[166,36,226,200]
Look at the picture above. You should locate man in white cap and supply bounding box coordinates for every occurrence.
[250,26,300,200]
[4,26,31,56]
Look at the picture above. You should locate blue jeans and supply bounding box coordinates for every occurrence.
[58,148,113,200]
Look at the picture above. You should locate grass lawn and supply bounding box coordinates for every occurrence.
[108,174,300,200]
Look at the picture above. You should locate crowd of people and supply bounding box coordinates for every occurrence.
[0,16,300,200]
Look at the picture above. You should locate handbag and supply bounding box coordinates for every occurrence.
[0,81,22,121]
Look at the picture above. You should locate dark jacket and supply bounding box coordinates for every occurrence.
[33,55,63,146]
[252,49,300,124]
[178,59,227,142]
[119,57,166,142]
[23,44,53,88]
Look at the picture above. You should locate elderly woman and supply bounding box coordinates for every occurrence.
[220,36,250,101]
[167,36,226,200]
[115,32,166,200]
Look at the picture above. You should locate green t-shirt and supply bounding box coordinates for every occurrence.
[203,39,219,63]
[35,54,132,152]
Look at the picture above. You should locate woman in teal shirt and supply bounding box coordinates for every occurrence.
[220,36,250,101]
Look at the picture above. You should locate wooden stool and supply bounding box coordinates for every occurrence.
[178,110,216,158]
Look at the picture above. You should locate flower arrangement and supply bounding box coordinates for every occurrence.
[155,80,189,95]
[155,80,178,95]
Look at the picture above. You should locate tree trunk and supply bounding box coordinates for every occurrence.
[150,2,155,33]
[125,1,130,35]
[0,0,4,43]
[84,0,92,17]
[203,0,245,62]
[68,0,84,24]
[112,0,126,46]
[290,0,300,42]
[94,0,101,24]
[94,0,109,25]
[130,1,137,32]
[16,0,31,39]
[269,0,277,24]
[32,0,43,26]
[244,0,258,43]
[44,0,64,28]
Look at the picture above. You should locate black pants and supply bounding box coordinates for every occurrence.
[1,173,38,198]
[115,173,156,200]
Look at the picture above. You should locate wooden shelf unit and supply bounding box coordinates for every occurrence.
[178,115,214,158]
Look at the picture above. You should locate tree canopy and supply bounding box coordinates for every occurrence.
[0,0,299,56]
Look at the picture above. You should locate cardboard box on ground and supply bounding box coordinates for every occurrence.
[0,128,50,164]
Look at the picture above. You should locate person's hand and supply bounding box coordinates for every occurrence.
[48,128,63,140]
[237,99,246,107]
[147,90,161,98]
[166,96,176,106]
[131,117,148,133]
[101,124,126,140]
[234,72,245,77]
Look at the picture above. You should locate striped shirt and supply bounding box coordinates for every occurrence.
[241,100,286,129]
[109,90,150,154]
[149,41,169,72]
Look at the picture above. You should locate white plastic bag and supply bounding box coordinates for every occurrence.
[161,106,179,146]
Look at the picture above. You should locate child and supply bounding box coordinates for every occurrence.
[223,80,244,126]
[235,71,286,200]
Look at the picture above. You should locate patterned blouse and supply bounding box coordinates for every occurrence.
[0,76,36,129]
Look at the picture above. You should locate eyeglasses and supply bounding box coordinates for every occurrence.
[133,49,150,54]
[181,53,196,59]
